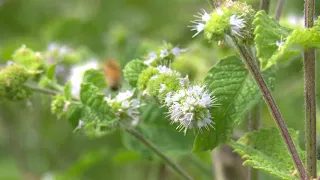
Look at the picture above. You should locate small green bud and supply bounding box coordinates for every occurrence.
[0,64,34,100]
[12,45,45,71]
[51,94,69,119]
[123,59,148,87]
[146,72,181,99]
[137,67,159,92]
[191,0,255,44]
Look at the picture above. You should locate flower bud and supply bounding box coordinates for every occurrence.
[12,45,45,71]
[0,64,34,101]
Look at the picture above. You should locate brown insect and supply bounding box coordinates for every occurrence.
[103,59,121,91]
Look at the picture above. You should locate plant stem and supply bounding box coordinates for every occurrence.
[259,0,270,13]
[24,83,193,180]
[233,43,307,180]
[125,128,193,180]
[24,84,80,101]
[275,0,285,21]
[304,0,317,178]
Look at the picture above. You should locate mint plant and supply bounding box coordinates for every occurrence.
[0,0,319,179]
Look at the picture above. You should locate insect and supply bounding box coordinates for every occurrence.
[103,59,121,91]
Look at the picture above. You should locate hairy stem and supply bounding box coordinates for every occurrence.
[259,0,270,13]
[275,0,285,21]
[126,128,193,180]
[24,83,193,180]
[304,0,317,178]
[233,43,307,180]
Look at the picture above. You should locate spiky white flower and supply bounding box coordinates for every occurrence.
[63,101,71,112]
[144,52,157,66]
[68,60,99,97]
[157,65,173,74]
[73,120,85,132]
[229,15,246,39]
[105,90,141,126]
[160,49,169,58]
[115,90,134,102]
[159,84,166,93]
[171,47,187,56]
[165,84,217,134]
[190,9,211,38]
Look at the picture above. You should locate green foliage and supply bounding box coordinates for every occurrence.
[137,67,159,91]
[123,100,194,157]
[229,128,305,180]
[82,69,107,90]
[64,82,72,101]
[68,83,118,137]
[46,63,57,80]
[51,94,67,119]
[253,10,295,70]
[123,59,148,87]
[193,56,276,152]
[0,64,36,101]
[12,45,45,71]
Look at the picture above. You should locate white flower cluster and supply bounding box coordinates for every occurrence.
[164,83,217,134]
[46,43,73,64]
[105,90,141,126]
[68,60,99,97]
[144,46,186,66]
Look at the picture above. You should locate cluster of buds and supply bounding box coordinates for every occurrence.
[190,0,255,44]
[137,64,217,134]
[105,90,141,126]
[143,42,186,66]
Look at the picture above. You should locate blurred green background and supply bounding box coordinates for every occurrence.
[0,0,319,179]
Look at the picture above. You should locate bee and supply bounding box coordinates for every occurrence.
[103,59,121,91]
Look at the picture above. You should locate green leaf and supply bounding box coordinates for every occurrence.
[46,63,57,80]
[193,56,275,152]
[82,69,107,90]
[253,10,298,70]
[123,59,148,87]
[229,128,304,180]
[64,82,72,101]
[123,100,194,157]
[123,124,194,157]
[65,83,119,137]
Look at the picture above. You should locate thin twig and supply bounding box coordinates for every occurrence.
[275,0,285,21]
[126,128,193,180]
[259,0,270,14]
[24,83,193,180]
[233,42,307,180]
[304,0,317,178]
[248,106,260,180]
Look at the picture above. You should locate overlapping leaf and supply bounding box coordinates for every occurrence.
[123,59,148,87]
[229,128,305,180]
[193,56,275,152]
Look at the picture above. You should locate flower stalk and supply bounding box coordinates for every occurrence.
[23,83,193,180]
[233,42,307,180]
[275,0,285,21]
[304,0,317,178]
[259,0,270,14]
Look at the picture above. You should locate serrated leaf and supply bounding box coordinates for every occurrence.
[253,10,298,70]
[193,56,275,152]
[123,124,194,158]
[123,100,194,157]
[64,82,72,101]
[82,69,107,90]
[123,59,148,87]
[46,63,57,80]
[65,83,119,137]
[229,128,305,180]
